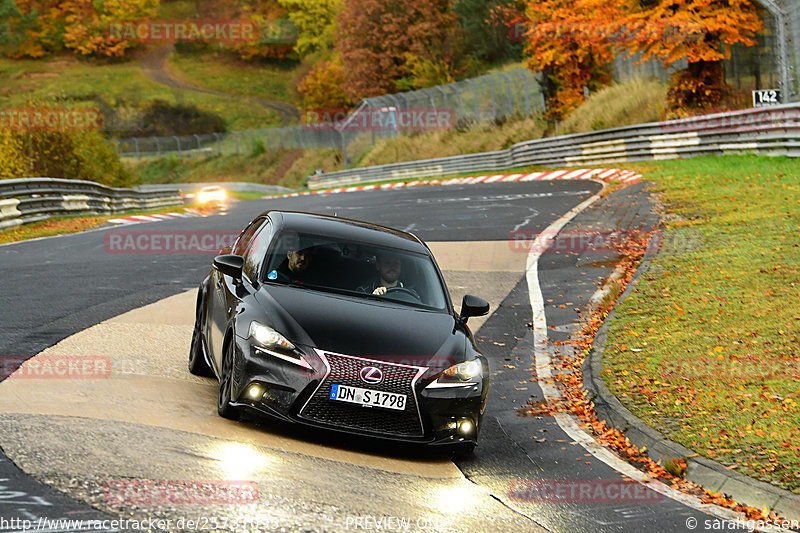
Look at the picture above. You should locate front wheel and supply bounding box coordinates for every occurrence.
[217,341,240,420]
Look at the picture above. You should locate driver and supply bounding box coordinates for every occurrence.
[359,251,409,295]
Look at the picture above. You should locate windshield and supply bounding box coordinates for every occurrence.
[261,231,448,311]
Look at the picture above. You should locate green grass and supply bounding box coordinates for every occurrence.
[0,53,281,132]
[0,204,199,244]
[166,49,302,105]
[558,78,668,134]
[228,190,272,201]
[603,155,800,493]
[128,148,321,188]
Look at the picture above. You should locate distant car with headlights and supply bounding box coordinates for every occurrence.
[195,186,227,205]
[189,211,490,455]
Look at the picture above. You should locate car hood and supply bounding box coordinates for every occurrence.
[254,285,466,365]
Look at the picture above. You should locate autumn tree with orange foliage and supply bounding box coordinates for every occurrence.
[518,0,626,118]
[5,0,157,58]
[223,0,296,61]
[624,0,763,113]
[297,58,355,111]
[337,0,463,99]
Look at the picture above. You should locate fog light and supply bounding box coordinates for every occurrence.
[246,384,264,400]
[457,418,474,436]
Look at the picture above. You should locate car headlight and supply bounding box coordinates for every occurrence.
[248,322,312,369]
[249,322,296,352]
[429,360,483,388]
[197,189,226,204]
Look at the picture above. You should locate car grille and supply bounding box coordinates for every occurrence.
[298,351,425,438]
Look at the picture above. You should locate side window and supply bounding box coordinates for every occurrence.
[233,218,265,256]
[243,219,274,283]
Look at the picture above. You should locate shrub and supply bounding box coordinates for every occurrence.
[0,131,28,179]
[0,126,129,187]
[14,129,131,186]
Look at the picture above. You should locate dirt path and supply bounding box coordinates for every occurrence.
[140,44,300,126]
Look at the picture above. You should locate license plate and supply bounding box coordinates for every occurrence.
[329,384,407,411]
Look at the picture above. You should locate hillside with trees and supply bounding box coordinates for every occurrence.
[0,0,769,183]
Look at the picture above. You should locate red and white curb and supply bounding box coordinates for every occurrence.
[107,209,202,226]
[271,168,642,198]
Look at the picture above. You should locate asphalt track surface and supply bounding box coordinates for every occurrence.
[0,181,747,532]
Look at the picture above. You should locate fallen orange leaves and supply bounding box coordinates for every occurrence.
[530,226,783,522]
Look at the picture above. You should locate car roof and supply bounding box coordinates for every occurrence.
[266,211,429,254]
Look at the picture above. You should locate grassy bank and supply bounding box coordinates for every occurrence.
[128,77,668,188]
[0,204,201,245]
[603,155,800,493]
[166,49,303,105]
[0,38,309,132]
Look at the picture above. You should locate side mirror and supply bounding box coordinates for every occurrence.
[460,294,489,323]
[213,254,244,280]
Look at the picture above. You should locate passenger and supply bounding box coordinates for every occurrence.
[270,234,321,284]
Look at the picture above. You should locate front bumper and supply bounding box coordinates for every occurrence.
[229,336,487,445]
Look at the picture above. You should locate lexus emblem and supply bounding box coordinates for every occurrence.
[360,366,383,385]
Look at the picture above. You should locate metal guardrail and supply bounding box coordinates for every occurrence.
[0,178,183,231]
[135,182,292,194]
[307,103,800,188]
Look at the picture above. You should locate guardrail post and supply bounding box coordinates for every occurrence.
[174,136,181,159]
[133,138,140,159]
[194,134,201,153]
[155,137,160,157]
[214,132,221,155]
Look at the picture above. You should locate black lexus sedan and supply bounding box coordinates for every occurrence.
[189,210,490,454]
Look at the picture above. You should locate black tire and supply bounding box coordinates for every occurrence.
[217,340,240,420]
[188,293,214,377]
